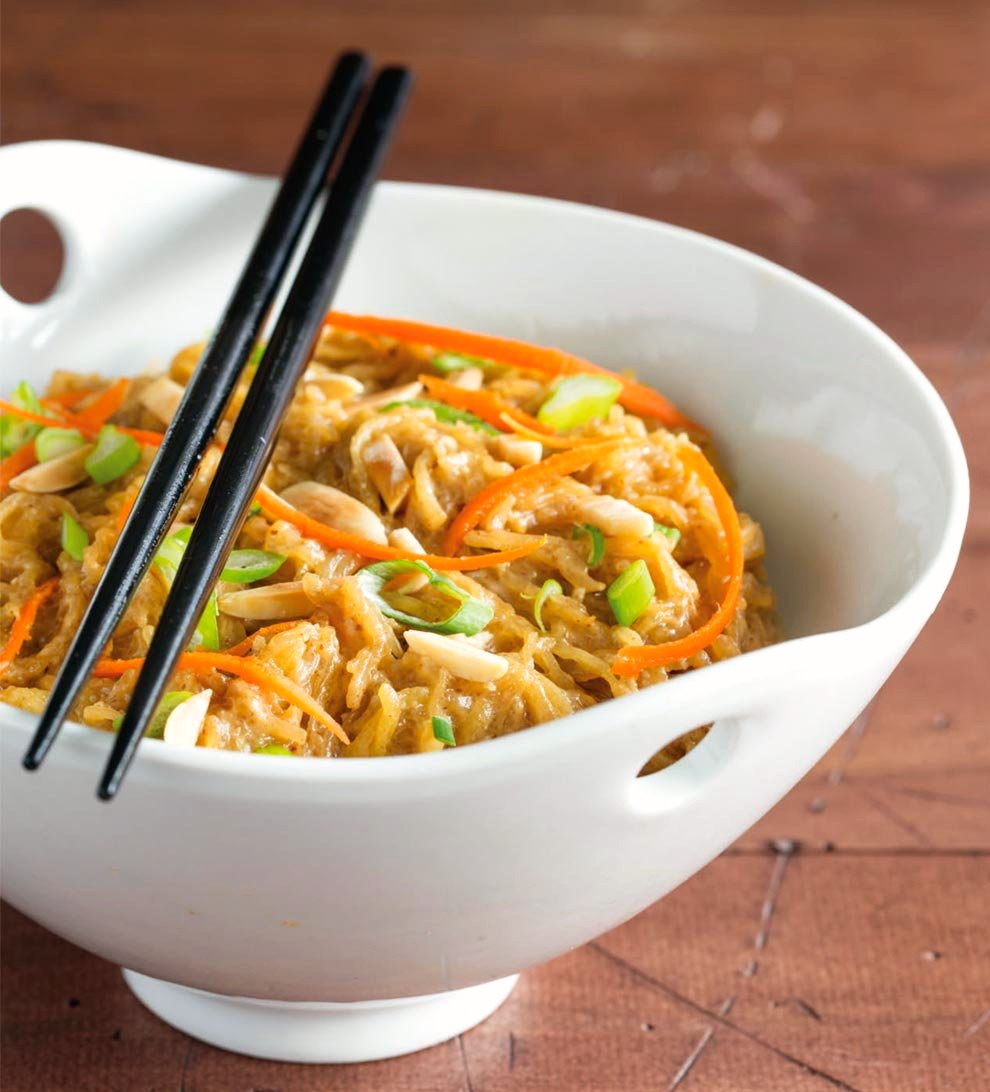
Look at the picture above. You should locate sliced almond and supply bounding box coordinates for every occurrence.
[138,376,185,425]
[218,581,313,620]
[169,341,205,384]
[363,434,412,513]
[163,689,211,748]
[388,527,426,554]
[9,444,95,493]
[353,381,422,411]
[302,366,365,400]
[404,630,508,682]
[495,435,543,467]
[281,481,388,544]
[448,367,484,391]
[578,495,654,539]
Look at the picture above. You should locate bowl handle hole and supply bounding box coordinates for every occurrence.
[0,208,65,304]
[636,723,712,778]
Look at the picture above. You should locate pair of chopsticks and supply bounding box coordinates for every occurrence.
[23,53,412,798]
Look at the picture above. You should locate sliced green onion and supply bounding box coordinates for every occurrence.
[537,374,623,432]
[13,381,45,418]
[573,523,606,566]
[61,513,89,562]
[247,341,267,369]
[220,549,285,584]
[607,559,655,626]
[255,743,294,756]
[153,529,220,650]
[432,352,493,374]
[654,521,681,547]
[111,691,192,738]
[532,578,563,632]
[35,426,86,463]
[196,593,221,652]
[1,381,48,455]
[432,715,456,746]
[382,398,498,434]
[248,501,263,516]
[147,691,195,739]
[357,559,494,636]
[84,425,140,484]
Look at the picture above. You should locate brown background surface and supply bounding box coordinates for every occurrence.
[2,2,988,1090]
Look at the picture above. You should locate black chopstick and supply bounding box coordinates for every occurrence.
[22,53,369,772]
[97,66,412,799]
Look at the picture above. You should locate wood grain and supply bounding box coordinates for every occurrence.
[2,1,988,1089]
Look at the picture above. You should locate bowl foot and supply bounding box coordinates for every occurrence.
[121,968,519,1063]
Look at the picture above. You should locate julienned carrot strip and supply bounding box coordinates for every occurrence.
[0,400,163,448]
[418,374,552,435]
[325,313,703,432]
[92,652,349,744]
[0,441,38,493]
[72,378,130,425]
[225,621,303,657]
[498,412,599,449]
[115,491,138,533]
[444,439,631,555]
[0,577,59,676]
[0,401,59,430]
[255,484,546,571]
[47,389,96,409]
[117,427,165,447]
[613,447,743,677]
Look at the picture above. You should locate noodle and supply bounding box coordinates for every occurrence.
[0,322,778,764]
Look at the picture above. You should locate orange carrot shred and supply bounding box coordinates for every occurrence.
[498,412,600,449]
[444,438,631,555]
[325,313,703,432]
[0,577,60,677]
[72,378,130,425]
[0,401,59,430]
[92,652,349,744]
[613,446,743,677]
[46,389,97,409]
[0,399,163,448]
[225,621,304,657]
[0,440,39,493]
[255,484,546,571]
[115,491,138,533]
[418,374,552,435]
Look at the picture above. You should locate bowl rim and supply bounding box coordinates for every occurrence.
[0,141,970,785]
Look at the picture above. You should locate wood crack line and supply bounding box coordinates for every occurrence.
[666,841,793,1088]
[590,941,861,1092]
[853,784,933,847]
[457,1032,477,1092]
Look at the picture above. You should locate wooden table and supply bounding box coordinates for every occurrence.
[2,3,987,1089]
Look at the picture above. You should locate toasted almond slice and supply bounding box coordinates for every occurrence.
[404,630,508,682]
[363,434,412,513]
[163,689,211,747]
[388,527,426,554]
[218,581,313,620]
[384,570,430,594]
[302,366,365,400]
[281,481,388,544]
[138,376,185,425]
[495,435,543,467]
[353,381,423,411]
[448,367,484,391]
[578,495,654,539]
[169,341,205,384]
[9,444,95,493]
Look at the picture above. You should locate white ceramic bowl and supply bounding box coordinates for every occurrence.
[0,141,968,1063]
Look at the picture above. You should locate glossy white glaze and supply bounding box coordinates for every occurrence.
[0,142,968,1057]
